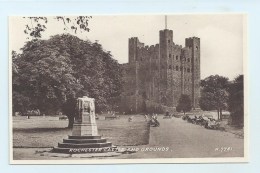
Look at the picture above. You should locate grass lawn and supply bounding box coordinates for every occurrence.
[13,115,150,148]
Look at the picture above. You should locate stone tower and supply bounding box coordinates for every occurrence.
[120,28,200,113]
[185,37,200,108]
[159,29,173,105]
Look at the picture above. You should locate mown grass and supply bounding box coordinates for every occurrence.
[13,115,150,148]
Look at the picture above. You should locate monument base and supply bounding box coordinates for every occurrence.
[72,123,98,136]
[52,135,118,154]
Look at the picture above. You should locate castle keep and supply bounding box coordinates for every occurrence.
[120,29,200,113]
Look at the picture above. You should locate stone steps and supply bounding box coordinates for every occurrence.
[63,138,107,144]
[52,135,118,154]
[58,142,112,148]
[68,135,102,139]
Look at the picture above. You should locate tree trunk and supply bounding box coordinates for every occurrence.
[184,111,186,115]
[68,116,74,128]
[220,108,222,121]
[217,109,220,120]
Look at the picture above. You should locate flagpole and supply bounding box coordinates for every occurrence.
[165,15,167,29]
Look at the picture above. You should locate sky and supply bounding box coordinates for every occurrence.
[9,14,245,80]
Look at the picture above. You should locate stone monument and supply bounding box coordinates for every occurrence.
[72,96,98,136]
[52,96,118,154]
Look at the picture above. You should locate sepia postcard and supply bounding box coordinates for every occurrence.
[9,14,248,164]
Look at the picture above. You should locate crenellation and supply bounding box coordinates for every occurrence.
[121,28,200,113]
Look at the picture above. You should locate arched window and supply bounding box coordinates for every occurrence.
[176,55,178,60]
[169,54,171,59]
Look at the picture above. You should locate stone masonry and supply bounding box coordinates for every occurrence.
[120,29,200,113]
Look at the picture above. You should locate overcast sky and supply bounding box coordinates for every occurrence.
[10,14,245,80]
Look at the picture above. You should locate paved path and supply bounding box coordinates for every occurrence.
[119,116,244,158]
[13,116,244,160]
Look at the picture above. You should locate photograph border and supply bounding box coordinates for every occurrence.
[8,13,249,165]
[2,1,260,173]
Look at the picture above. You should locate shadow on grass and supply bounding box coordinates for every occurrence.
[13,128,70,133]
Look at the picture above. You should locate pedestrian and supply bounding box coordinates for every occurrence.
[144,114,148,121]
[128,116,133,122]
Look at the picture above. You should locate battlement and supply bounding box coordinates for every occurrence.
[128,29,200,65]
[186,36,200,40]
[185,37,200,51]
[123,27,201,112]
[129,37,144,48]
[173,44,182,50]
[159,29,173,35]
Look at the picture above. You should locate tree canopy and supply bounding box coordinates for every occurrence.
[176,94,192,115]
[12,34,122,127]
[199,75,229,120]
[227,75,244,125]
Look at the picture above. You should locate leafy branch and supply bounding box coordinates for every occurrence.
[23,16,92,39]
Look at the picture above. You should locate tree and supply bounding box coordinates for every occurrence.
[199,75,229,120]
[23,16,91,39]
[13,37,83,115]
[227,75,244,126]
[176,94,192,115]
[12,34,122,128]
[61,97,78,128]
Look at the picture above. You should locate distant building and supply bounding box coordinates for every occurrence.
[120,28,200,113]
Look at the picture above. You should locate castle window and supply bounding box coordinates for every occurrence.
[169,54,171,58]
[180,66,183,71]
[187,68,190,73]
[176,55,178,60]
[196,46,199,50]
[176,66,179,71]
[169,65,172,69]
[188,58,190,62]
[168,40,170,43]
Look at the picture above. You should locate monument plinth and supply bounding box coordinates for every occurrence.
[52,96,118,154]
[72,97,98,136]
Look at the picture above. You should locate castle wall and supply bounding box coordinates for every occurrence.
[121,29,200,113]
[185,37,201,108]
